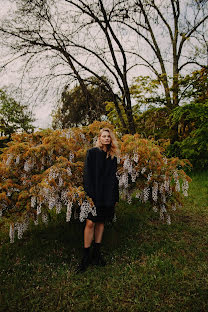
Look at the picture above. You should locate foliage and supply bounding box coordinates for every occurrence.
[134,107,173,140]
[105,76,167,135]
[105,98,142,136]
[106,69,208,136]
[117,134,191,223]
[166,103,208,168]
[131,69,208,110]
[130,75,166,107]
[105,101,134,135]
[0,89,35,138]
[127,71,208,168]
[52,77,113,129]
[0,121,191,242]
[169,103,208,137]
[178,67,208,104]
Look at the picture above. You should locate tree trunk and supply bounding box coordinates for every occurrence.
[124,87,136,134]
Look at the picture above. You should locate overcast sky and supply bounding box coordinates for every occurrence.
[0,0,207,130]
[0,1,56,129]
[0,0,154,130]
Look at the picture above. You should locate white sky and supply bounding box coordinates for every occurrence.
[0,0,155,129]
[0,0,207,129]
[0,1,56,129]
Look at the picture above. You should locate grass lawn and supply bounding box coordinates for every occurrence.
[0,171,208,312]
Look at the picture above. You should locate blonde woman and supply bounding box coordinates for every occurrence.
[78,127,120,273]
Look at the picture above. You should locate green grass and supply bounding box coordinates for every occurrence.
[0,171,208,312]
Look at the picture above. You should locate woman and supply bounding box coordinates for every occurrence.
[78,127,120,272]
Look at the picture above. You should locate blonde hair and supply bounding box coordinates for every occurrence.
[95,127,120,159]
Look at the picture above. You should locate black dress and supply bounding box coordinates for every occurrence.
[83,147,119,222]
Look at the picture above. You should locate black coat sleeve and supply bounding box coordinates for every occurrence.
[114,157,119,203]
[83,149,94,200]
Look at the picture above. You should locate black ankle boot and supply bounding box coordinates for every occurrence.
[91,243,106,266]
[77,247,91,273]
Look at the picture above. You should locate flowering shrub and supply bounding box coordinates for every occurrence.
[0,121,191,242]
[117,134,191,225]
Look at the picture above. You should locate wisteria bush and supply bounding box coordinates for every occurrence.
[0,121,191,242]
[117,134,191,224]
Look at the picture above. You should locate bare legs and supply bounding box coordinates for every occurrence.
[94,222,104,243]
[77,220,106,272]
[84,219,105,248]
[84,220,94,248]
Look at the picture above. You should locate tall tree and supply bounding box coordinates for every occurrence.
[0,0,129,132]
[0,0,207,133]
[117,0,208,108]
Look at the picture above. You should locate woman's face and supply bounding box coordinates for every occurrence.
[100,130,111,145]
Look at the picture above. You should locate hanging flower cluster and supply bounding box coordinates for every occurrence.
[117,134,191,225]
[0,127,96,242]
[0,121,191,242]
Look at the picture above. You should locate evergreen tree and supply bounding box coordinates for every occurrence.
[0,89,35,138]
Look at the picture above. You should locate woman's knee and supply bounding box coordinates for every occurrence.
[85,219,95,230]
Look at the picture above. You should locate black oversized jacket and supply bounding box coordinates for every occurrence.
[83,147,119,208]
